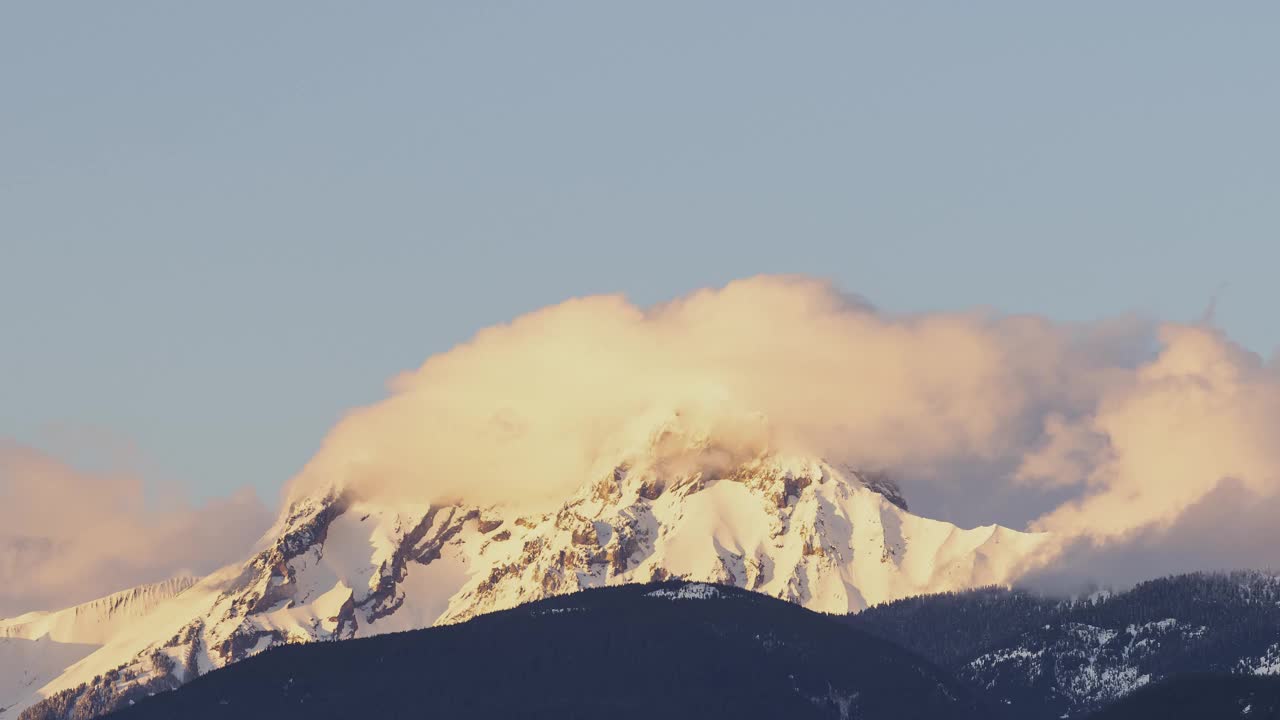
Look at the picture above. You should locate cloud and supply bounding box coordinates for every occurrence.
[284,276,1147,517]
[1016,324,1280,587]
[15,275,1271,607]
[1024,325,1280,538]
[1020,478,1280,596]
[0,442,272,617]
[281,275,1280,588]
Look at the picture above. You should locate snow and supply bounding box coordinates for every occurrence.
[969,646,1047,686]
[647,583,724,600]
[1242,643,1280,676]
[0,637,99,714]
[430,456,1046,626]
[0,577,197,646]
[244,635,274,658]
[0,575,216,718]
[651,480,772,586]
[1064,661,1150,705]
[1125,618,1179,635]
[1065,623,1117,646]
[968,616,1215,713]
[363,539,472,634]
[969,633,1155,706]
[0,577,201,717]
[319,509,384,604]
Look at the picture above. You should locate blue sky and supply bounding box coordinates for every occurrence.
[3,2,1277,505]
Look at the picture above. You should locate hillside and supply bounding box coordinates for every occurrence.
[1086,674,1280,720]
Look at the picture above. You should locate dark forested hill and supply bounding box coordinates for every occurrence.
[850,571,1280,718]
[1087,673,1280,719]
[844,585,1065,666]
[102,582,996,720]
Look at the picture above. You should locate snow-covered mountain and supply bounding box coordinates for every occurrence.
[6,445,1048,720]
[0,578,196,716]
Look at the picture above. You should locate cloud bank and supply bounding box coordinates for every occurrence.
[1017,324,1280,588]
[13,275,1277,609]
[0,442,271,617]
[284,275,1280,587]
[287,276,1137,509]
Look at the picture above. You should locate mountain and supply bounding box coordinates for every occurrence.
[0,579,197,717]
[6,445,1047,720]
[49,574,1280,720]
[851,571,1280,718]
[100,581,1000,720]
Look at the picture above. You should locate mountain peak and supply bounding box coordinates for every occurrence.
[595,451,907,516]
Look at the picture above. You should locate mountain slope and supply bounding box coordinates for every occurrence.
[0,639,96,718]
[845,585,1066,667]
[101,582,1001,720]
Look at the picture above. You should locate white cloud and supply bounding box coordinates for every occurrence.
[14,276,1278,607]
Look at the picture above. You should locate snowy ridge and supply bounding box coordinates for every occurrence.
[0,577,198,646]
[0,578,197,716]
[5,448,1048,719]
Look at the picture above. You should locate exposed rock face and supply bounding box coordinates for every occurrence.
[857,470,909,512]
[10,455,1047,720]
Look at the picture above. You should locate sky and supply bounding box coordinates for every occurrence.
[3,1,1279,518]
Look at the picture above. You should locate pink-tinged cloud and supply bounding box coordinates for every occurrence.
[0,442,271,617]
[281,276,1280,587]
[285,275,1145,514]
[14,276,1280,604]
